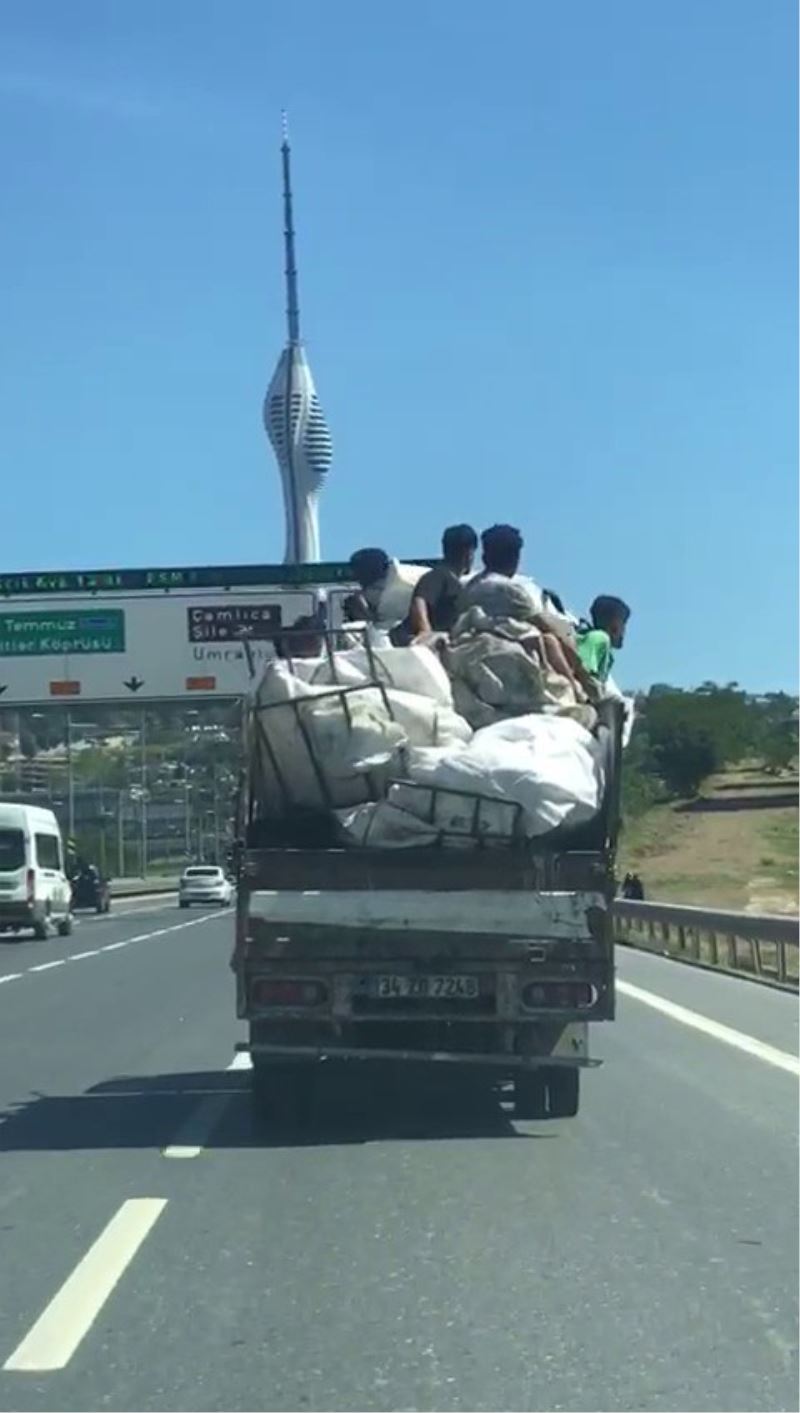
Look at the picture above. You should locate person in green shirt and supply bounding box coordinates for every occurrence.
[576,596,631,684]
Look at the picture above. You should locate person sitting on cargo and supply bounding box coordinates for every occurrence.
[457,524,541,621]
[335,592,372,649]
[348,548,429,646]
[342,591,370,624]
[405,523,478,640]
[576,596,631,684]
[275,615,324,660]
[349,548,391,611]
[457,525,592,697]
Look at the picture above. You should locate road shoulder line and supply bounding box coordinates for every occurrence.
[617,978,799,1075]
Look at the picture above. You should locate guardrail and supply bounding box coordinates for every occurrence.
[110,877,178,898]
[615,899,799,990]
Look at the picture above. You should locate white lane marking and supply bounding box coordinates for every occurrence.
[3,1198,167,1373]
[162,1053,251,1158]
[617,979,800,1076]
[163,1094,232,1158]
[0,912,223,992]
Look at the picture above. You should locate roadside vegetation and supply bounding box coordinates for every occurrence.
[619,684,798,911]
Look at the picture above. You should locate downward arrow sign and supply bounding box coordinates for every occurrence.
[124,676,145,693]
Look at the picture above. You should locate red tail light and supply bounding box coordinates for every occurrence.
[522,981,595,1010]
[26,869,35,905]
[252,978,327,1008]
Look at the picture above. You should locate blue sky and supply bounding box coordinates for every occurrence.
[0,0,796,691]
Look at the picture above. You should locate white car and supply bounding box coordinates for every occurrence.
[179,865,234,908]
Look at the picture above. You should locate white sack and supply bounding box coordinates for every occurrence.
[253,662,407,813]
[251,662,471,816]
[305,643,453,707]
[406,713,604,837]
[384,690,472,748]
[375,561,429,625]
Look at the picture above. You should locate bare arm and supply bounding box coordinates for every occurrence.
[532,613,595,692]
[409,593,433,637]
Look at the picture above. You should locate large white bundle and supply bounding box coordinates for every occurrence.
[375,561,429,625]
[253,662,407,813]
[406,714,604,837]
[251,662,471,816]
[384,690,472,748]
[335,714,604,848]
[303,643,453,707]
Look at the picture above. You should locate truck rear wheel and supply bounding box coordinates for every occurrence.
[546,1067,580,1118]
[513,1070,548,1120]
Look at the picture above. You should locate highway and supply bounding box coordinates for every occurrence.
[0,899,796,1412]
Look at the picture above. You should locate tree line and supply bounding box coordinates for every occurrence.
[623,684,798,816]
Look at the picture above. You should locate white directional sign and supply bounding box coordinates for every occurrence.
[0,585,334,705]
[0,559,435,706]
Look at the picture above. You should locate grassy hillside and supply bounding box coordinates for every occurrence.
[618,763,798,914]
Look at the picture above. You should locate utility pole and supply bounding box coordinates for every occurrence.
[184,773,191,858]
[117,791,125,878]
[140,710,147,878]
[212,765,220,864]
[67,711,75,842]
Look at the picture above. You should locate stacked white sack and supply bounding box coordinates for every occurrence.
[252,652,472,815]
[296,642,454,707]
[337,713,604,847]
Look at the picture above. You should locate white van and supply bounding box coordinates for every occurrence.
[0,803,73,939]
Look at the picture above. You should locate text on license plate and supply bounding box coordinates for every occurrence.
[373,974,479,999]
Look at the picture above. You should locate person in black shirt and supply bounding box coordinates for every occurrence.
[404,524,478,640]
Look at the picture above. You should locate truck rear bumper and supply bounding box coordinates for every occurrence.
[238,1040,599,1069]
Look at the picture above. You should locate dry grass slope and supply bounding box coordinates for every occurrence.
[619,764,799,914]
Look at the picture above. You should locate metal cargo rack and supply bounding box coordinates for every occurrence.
[241,623,402,827]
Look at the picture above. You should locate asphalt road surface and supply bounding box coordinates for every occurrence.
[0,899,797,1412]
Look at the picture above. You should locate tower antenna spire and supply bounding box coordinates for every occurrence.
[281,110,301,345]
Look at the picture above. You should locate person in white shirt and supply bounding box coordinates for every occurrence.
[458,525,594,699]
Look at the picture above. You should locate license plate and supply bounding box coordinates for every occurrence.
[372,974,479,1000]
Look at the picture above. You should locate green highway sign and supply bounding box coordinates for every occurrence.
[0,559,436,598]
[0,610,126,657]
